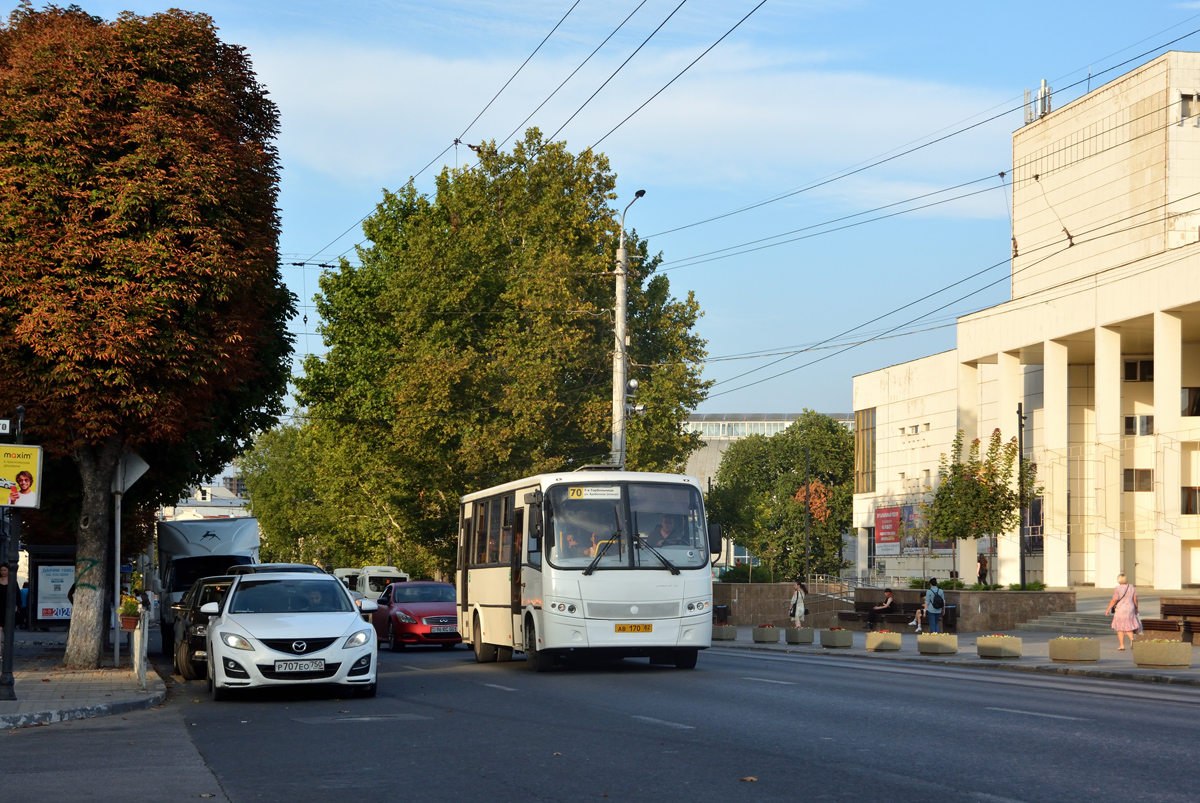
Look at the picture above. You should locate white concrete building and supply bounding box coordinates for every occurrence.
[852,52,1200,589]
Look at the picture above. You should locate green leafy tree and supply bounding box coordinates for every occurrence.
[271,130,707,573]
[921,429,1041,546]
[707,411,853,579]
[0,6,293,667]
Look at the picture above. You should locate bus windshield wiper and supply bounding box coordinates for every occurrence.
[633,512,680,575]
[584,506,623,576]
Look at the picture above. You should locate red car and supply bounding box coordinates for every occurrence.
[371,581,461,650]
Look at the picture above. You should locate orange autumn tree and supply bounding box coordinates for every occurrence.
[0,5,293,667]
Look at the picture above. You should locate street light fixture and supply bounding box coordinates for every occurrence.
[612,189,645,467]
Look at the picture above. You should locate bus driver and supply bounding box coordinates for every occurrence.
[648,514,686,548]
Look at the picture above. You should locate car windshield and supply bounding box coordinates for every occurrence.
[391,584,455,603]
[172,556,251,592]
[546,482,708,571]
[228,578,354,614]
[367,576,404,592]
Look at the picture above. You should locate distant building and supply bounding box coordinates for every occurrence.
[222,475,247,498]
[161,484,249,520]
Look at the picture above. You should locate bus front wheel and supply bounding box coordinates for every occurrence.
[525,619,553,673]
[473,615,498,663]
[674,649,699,669]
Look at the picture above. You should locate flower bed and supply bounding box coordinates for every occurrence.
[977,634,1021,659]
[1048,637,1099,663]
[752,625,781,643]
[865,631,901,652]
[711,624,738,641]
[785,627,814,645]
[1133,639,1192,669]
[820,628,853,649]
[917,633,958,655]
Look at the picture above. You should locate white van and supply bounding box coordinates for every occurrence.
[350,565,410,599]
[333,568,359,588]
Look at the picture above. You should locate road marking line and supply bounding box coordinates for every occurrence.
[743,677,795,685]
[294,714,432,724]
[632,715,694,730]
[401,665,426,672]
[986,707,1086,721]
[484,683,517,692]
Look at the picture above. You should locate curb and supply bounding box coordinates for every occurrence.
[0,668,169,729]
[710,643,1200,687]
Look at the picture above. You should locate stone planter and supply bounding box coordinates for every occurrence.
[917,634,958,655]
[1048,638,1099,663]
[977,636,1021,659]
[865,632,901,652]
[752,627,781,644]
[1133,640,1193,669]
[820,629,853,649]
[785,627,814,645]
[711,626,738,641]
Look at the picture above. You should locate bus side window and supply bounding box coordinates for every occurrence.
[528,503,542,567]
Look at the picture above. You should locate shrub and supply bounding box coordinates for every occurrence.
[907,578,965,590]
[969,583,1004,590]
[1008,580,1047,591]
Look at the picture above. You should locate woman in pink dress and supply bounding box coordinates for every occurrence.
[1104,573,1140,650]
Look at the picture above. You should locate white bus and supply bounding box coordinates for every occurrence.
[457,469,722,671]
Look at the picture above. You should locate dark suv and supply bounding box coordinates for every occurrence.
[172,575,234,680]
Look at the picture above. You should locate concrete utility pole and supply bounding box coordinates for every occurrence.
[0,405,25,701]
[1017,403,1027,591]
[612,189,644,467]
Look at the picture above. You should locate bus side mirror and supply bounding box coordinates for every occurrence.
[708,523,723,556]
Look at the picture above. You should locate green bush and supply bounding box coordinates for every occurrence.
[907,578,965,590]
[969,583,1004,591]
[716,564,780,583]
[1007,580,1047,591]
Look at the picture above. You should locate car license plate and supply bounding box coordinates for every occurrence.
[615,624,652,633]
[274,659,324,672]
[430,626,458,633]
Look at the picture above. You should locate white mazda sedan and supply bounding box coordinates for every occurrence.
[200,572,379,700]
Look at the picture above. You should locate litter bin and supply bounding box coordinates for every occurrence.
[943,604,957,633]
[713,604,729,624]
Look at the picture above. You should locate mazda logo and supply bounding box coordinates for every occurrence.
[292,641,307,653]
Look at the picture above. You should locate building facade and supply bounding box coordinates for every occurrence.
[853,52,1200,589]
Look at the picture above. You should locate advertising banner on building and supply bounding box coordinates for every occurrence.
[874,507,902,556]
[899,504,955,555]
[1,444,43,508]
[38,564,74,620]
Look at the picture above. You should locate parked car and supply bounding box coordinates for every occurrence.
[171,575,234,681]
[227,562,326,575]
[371,581,461,651]
[201,572,379,700]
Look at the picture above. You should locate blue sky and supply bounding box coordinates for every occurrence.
[44,1,1200,415]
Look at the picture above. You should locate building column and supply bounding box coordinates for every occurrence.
[996,351,1021,586]
[956,361,979,584]
[1154,311,1183,590]
[1043,339,1070,587]
[1095,325,1123,586]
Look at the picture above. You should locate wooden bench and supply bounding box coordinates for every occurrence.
[1181,620,1200,644]
[1160,603,1200,620]
[1139,618,1183,639]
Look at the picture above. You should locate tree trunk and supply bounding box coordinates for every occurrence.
[63,436,123,669]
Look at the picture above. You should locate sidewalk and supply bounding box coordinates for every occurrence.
[713,623,1200,686]
[0,629,167,729]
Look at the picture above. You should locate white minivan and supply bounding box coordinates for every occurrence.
[342,566,410,599]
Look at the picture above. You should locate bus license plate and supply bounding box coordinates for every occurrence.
[615,624,652,633]
[430,626,458,633]
[274,659,324,672]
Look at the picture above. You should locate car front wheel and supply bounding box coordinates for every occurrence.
[388,622,404,652]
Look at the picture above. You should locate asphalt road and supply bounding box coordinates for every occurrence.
[5,643,1200,802]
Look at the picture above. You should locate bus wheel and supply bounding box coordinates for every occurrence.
[673,649,699,669]
[525,620,553,673]
[473,615,497,663]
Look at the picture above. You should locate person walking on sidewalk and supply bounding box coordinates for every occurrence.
[925,579,947,633]
[1104,574,1141,650]
[977,555,989,586]
[789,580,808,628]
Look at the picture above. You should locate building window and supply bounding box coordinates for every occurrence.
[1124,468,1153,492]
[1184,388,1200,417]
[1184,93,1198,120]
[923,423,930,432]
[855,408,876,494]
[1124,415,1154,436]
[1123,359,1153,382]
[909,425,919,435]
[1183,488,1200,515]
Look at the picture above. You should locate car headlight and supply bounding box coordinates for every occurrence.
[394,611,417,624]
[343,629,372,649]
[220,632,253,650]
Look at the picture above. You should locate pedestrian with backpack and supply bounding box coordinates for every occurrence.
[925,578,947,633]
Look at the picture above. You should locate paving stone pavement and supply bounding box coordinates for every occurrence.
[0,628,167,729]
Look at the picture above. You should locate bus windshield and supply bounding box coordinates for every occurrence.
[546,482,708,571]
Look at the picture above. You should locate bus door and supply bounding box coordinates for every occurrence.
[457,503,470,641]
[517,490,543,652]
[510,501,525,645]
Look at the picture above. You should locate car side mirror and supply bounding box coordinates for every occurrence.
[200,602,219,615]
[708,522,723,556]
[358,599,378,613]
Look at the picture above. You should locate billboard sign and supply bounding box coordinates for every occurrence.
[874,507,902,556]
[1,444,43,509]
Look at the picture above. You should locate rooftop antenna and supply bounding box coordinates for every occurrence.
[1024,79,1052,125]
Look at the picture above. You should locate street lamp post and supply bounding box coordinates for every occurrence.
[0,405,25,701]
[612,189,644,467]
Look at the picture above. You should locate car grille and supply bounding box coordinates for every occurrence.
[257,662,341,680]
[586,602,680,619]
[421,615,458,626]
[259,637,338,655]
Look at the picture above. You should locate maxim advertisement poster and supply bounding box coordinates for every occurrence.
[0,444,43,508]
